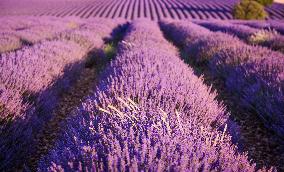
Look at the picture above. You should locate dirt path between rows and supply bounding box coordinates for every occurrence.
[26,60,102,171]
[201,70,284,171]
[180,53,284,171]
[24,23,127,171]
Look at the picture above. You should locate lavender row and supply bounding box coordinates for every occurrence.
[0,16,87,31]
[0,19,119,170]
[196,20,284,54]
[0,17,85,53]
[2,0,284,20]
[232,20,284,35]
[160,21,284,138]
[0,19,117,121]
[268,20,284,35]
[38,20,256,171]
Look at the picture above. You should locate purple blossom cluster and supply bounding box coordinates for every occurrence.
[38,20,256,171]
[0,18,120,170]
[196,20,284,54]
[230,20,272,30]
[0,32,22,53]
[231,20,284,35]
[268,20,284,35]
[0,17,91,54]
[160,21,284,139]
[0,17,41,31]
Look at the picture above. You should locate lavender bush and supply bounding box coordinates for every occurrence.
[0,16,41,31]
[231,20,284,35]
[160,20,284,138]
[269,20,284,35]
[210,45,284,138]
[0,18,120,170]
[0,17,82,53]
[231,20,271,30]
[197,20,284,53]
[185,32,243,64]
[0,32,22,53]
[38,20,256,171]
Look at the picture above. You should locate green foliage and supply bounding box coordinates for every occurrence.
[255,0,273,6]
[85,43,117,68]
[233,0,268,20]
[104,43,117,59]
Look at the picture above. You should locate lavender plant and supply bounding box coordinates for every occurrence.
[0,17,80,53]
[269,20,284,35]
[197,20,284,53]
[0,18,120,170]
[160,20,284,139]
[38,20,256,171]
[0,32,22,53]
[231,20,284,35]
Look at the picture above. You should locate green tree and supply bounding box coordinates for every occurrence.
[233,0,268,20]
[255,0,273,6]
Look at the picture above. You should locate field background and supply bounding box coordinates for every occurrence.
[1,0,284,20]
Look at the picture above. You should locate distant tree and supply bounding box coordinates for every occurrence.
[233,0,268,20]
[255,0,274,6]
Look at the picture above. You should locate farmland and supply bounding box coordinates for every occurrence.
[0,0,284,171]
[1,0,284,19]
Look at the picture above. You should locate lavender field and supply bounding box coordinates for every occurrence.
[0,0,284,171]
[1,0,284,20]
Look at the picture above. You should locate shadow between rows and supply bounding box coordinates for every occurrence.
[25,22,129,171]
[0,23,129,172]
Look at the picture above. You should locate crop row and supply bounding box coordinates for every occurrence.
[0,18,120,170]
[196,20,284,54]
[0,17,86,53]
[160,21,284,139]
[232,20,284,35]
[37,20,257,171]
[1,0,284,20]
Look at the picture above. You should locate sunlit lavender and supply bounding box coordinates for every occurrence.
[1,0,284,171]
